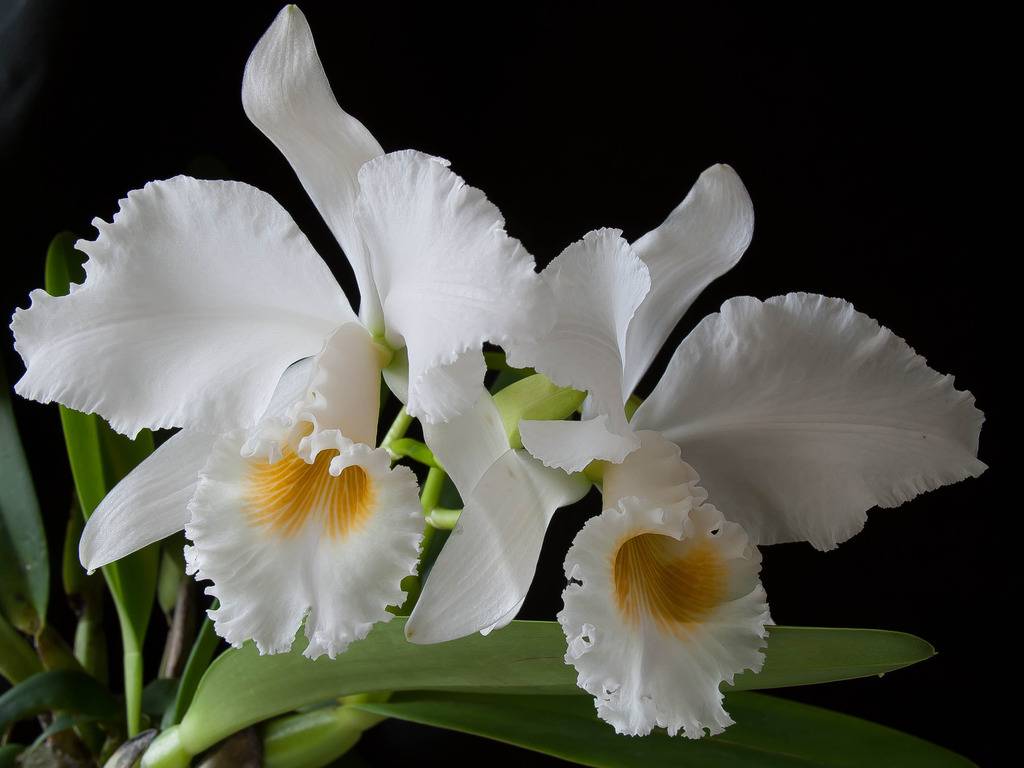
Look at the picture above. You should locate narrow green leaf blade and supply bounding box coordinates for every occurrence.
[0,669,119,733]
[45,232,159,735]
[353,691,971,768]
[0,362,49,633]
[175,620,935,759]
[732,626,934,690]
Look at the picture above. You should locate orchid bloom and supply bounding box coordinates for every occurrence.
[10,6,549,658]
[409,164,985,735]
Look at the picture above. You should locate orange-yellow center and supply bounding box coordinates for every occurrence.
[613,533,727,633]
[246,448,375,539]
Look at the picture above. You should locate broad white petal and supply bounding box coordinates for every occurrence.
[11,176,353,438]
[560,494,769,738]
[356,151,552,423]
[623,165,754,393]
[508,229,649,469]
[520,417,635,474]
[80,430,218,572]
[185,431,422,658]
[243,6,384,325]
[422,393,509,494]
[405,450,589,644]
[635,293,987,549]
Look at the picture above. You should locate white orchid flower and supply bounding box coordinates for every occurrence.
[408,163,985,734]
[10,6,550,658]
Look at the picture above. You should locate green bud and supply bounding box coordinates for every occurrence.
[491,374,586,448]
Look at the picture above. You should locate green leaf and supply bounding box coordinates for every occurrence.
[142,678,180,719]
[45,232,160,736]
[167,620,933,761]
[0,745,24,768]
[353,691,971,767]
[0,361,49,633]
[735,626,934,689]
[0,669,119,733]
[0,611,41,685]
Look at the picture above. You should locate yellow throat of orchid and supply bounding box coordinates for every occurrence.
[613,533,727,633]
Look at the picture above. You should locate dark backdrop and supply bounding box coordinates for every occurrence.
[2,2,1006,764]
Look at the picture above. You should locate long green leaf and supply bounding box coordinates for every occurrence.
[0,611,41,684]
[45,232,159,736]
[167,620,933,761]
[0,669,118,733]
[353,691,970,767]
[0,745,24,768]
[0,362,48,633]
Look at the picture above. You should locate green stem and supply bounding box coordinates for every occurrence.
[426,507,462,530]
[380,407,413,455]
[385,438,442,469]
[396,467,446,615]
[122,644,143,737]
[165,600,221,728]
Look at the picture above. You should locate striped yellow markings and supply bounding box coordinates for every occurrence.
[246,447,375,539]
[612,532,727,634]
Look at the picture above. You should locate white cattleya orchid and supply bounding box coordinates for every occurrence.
[409,163,985,735]
[10,6,550,658]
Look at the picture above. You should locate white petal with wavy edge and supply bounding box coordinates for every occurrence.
[356,150,552,423]
[243,5,384,328]
[11,176,354,439]
[635,293,987,549]
[80,358,316,572]
[422,393,510,495]
[603,430,707,511]
[560,492,769,738]
[509,229,650,471]
[290,322,384,447]
[79,430,217,572]
[185,429,422,659]
[405,449,590,644]
[623,165,754,393]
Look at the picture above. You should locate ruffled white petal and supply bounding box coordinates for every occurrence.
[405,449,589,644]
[602,430,707,511]
[292,322,384,446]
[11,176,353,438]
[560,492,769,738]
[520,417,635,474]
[422,393,510,495]
[243,5,384,326]
[79,430,218,572]
[355,150,552,423]
[185,430,422,658]
[508,229,650,470]
[623,165,754,393]
[635,293,987,549]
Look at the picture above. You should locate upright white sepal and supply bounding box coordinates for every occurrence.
[243,4,385,326]
[623,164,754,392]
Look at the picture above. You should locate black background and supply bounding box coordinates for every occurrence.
[2,2,1007,765]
